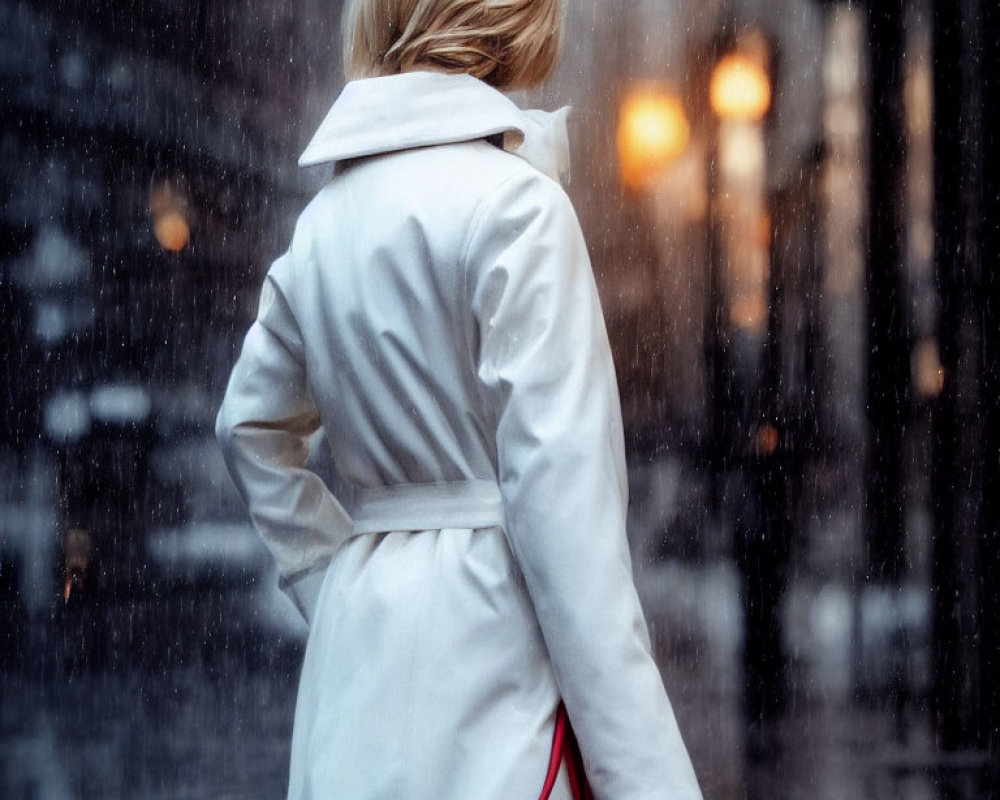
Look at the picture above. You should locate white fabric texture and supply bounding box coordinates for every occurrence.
[216,70,702,800]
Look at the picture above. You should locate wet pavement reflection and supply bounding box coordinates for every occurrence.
[2,587,303,800]
[1,463,993,800]
[3,576,988,800]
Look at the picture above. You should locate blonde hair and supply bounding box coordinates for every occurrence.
[342,0,562,91]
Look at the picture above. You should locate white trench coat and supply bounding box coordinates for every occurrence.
[216,71,702,800]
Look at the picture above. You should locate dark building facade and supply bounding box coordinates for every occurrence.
[1,0,343,608]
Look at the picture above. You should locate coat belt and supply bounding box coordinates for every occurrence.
[350,479,506,536]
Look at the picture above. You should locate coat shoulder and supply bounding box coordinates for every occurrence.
[287,140,572,275]
[307,141,564,223]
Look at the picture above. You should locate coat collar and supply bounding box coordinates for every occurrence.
[298,71,571,184]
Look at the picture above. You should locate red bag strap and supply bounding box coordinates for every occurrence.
[538,703,593,800]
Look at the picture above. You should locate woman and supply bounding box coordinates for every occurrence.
[216,1,703,798]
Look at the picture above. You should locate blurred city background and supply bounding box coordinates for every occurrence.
[1,0,998,798]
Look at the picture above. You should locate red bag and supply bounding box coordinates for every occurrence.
[538,703,593,800]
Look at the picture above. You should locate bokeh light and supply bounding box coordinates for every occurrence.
[150,180,191,252]
[710,52,772,121]
[617,86,690,190]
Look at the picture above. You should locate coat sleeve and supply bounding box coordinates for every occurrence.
[215,253,352,623]
[468,173,702,800]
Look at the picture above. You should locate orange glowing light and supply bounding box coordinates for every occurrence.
[617,87,690,189]
[710,53,772,121]
[154,210,190,252]
[150,180,191,252]
[755,423,780,455]
[913,339,945,398]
